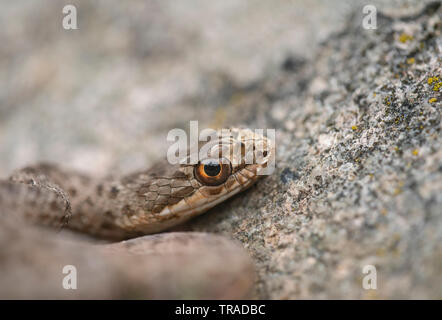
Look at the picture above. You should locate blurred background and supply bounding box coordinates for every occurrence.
[0,0,431,177]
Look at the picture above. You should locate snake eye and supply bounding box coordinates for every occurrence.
[194,158,232,186]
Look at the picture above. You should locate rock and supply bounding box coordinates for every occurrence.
[186,2,442,299]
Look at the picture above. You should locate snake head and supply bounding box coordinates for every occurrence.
[158,128,274,222]
[125,128,274,234]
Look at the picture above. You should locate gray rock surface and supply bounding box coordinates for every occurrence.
[185,2,442,299]
[0,0,441,299]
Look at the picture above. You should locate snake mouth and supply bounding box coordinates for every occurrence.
[128,175,256,235]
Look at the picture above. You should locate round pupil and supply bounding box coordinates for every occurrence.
[203,162,221,177]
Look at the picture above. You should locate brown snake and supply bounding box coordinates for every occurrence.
[0,128,273,299]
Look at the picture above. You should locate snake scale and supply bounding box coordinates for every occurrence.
[0,128,273,299]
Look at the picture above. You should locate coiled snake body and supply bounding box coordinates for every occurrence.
[0,128,273,299]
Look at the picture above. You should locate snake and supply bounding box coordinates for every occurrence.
[0,128,273,299]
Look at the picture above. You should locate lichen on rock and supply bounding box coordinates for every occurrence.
[187,2,442,299]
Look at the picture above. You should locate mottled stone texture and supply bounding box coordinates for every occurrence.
[187,2,442,299]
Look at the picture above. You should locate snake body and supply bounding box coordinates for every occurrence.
[0,128,273,299]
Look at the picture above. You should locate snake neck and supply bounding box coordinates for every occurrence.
[5,163,147,240]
